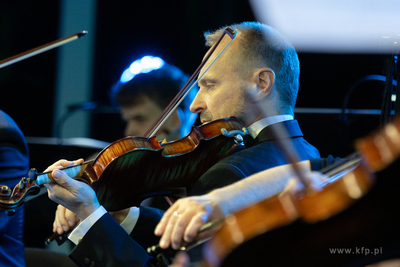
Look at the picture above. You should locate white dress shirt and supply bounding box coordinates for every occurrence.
[69,206,139,245]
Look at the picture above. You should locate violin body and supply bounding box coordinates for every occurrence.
[92,118,246,211]
[213,158,400,267]
[203,156,377,267]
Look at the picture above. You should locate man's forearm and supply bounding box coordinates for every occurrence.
[208,160,311,215]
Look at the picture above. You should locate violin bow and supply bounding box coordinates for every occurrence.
[0,31,87,69]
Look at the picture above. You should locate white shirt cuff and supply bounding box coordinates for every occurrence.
[120,207,140,234]
[68,205,107,245]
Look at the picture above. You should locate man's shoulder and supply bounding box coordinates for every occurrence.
[214,134,320,174]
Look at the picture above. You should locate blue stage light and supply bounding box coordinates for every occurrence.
[129,61,142,74]
[151,57,164,69]
[120,56,165,83]
[120,68,135,83]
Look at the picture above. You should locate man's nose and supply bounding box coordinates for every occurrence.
[189,93,206,114]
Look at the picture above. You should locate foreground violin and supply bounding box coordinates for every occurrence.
[201,116,400,267]
[0,28,241,212]
[0,117,247,212]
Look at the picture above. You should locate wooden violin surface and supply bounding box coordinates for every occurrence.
[203,117,400,267]
[93,118,246,211]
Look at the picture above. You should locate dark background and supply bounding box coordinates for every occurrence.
[0,0,395,248]
[0,1,391,158]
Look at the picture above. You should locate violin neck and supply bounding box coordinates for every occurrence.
[34,161,94,185]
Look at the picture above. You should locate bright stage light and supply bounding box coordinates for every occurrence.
[249,0,400,53]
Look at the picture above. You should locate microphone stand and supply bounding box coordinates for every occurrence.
[380,34,399,126]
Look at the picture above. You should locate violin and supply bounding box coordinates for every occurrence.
[201,116,400,267]
[0,117,247,212]
[0,28,242,212]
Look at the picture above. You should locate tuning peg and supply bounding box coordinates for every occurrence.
[28,168,38,181]
[0,185,11,199]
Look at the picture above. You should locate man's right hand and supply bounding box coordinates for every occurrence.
[154,195,228,250]
[53,205,80,235]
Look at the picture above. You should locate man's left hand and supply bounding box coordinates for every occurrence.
[43,159,100,221]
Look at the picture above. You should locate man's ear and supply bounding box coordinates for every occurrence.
[253,68,275,101]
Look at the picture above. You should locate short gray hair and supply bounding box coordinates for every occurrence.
[204,21,300,114]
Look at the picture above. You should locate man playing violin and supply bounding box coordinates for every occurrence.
[44,21,320,266]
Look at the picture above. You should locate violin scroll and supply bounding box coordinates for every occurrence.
[0,176,41,213]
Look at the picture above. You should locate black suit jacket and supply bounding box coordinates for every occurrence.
[0,110,29,267]
[69,120,320,266]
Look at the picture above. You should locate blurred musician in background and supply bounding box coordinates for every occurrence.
[109,55,197,141]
